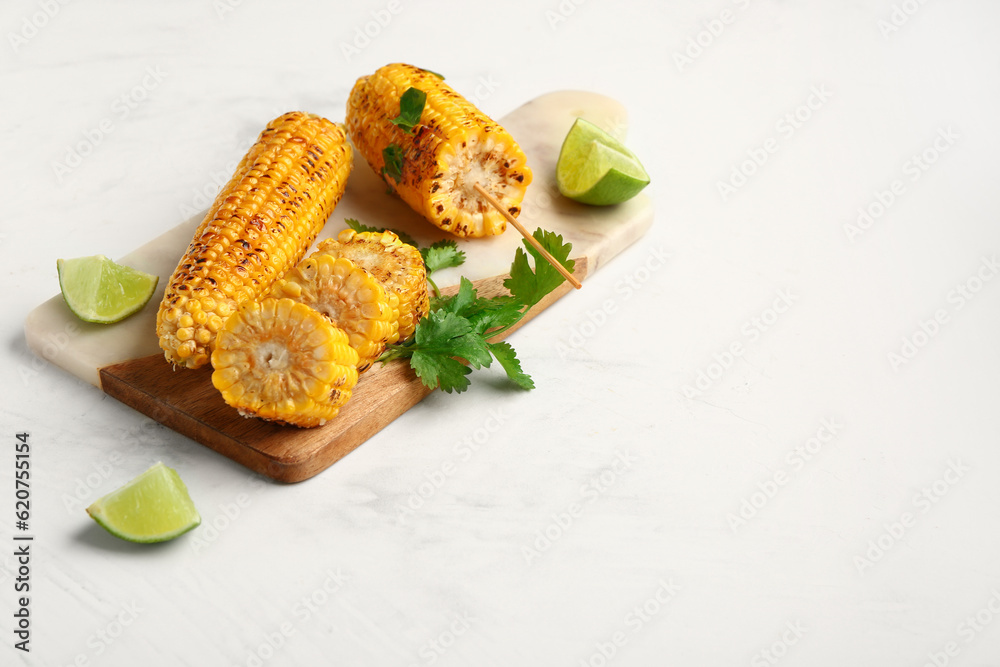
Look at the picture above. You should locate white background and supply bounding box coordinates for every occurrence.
[4,1,1000,665]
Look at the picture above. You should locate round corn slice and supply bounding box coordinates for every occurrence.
[314,229,429,343]
[268,255,396,372]
[211,298,359,428]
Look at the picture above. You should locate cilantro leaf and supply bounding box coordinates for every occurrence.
[384,226,575,394]
[422,240,466,297]
[504,228,575,308]
[381,144,403,182]
[411,350,471,393]
[405,308,490,392]
[439,277,476,315]
[421,67,445,79]
[468,301,522,336]
[389,87,426,134]
[422,240,466,275]
[415,309,469,346]
[488,341,534,390]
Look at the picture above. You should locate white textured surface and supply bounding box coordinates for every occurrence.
[3,2,1000,666]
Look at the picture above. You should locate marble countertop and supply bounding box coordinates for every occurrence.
[4,1,1000,665]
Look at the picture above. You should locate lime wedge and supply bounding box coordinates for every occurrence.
[86,462,201,544]
[556,117,650,206]
[57,255,159,324]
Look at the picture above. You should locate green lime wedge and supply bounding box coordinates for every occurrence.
[86,462,201,544]
[57,255,159,324]
[556,117,650,206]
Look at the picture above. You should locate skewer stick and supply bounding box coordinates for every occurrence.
[473,183,582,290]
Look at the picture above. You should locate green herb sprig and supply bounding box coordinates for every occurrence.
[389,87,427,134]
[380,145,403,182]
[384,229,575,393]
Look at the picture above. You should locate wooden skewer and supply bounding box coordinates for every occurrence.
[473,183,582,290]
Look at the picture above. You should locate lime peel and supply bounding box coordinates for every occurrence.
[556,118,650,206]
[86,462,201,544]
[57,255,159,324]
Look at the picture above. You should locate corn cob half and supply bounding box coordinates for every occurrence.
[211,298,359,428]
[157,112,352,369]
[268,255,396,373]
[346,63,532,238]
[314,229,429,342]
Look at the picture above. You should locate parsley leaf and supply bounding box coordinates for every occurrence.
[389,87,426,134]
[381,144,403,182]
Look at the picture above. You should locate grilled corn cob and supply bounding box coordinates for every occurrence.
[211,298,359,428]
[157,112,352,369]
[314,229,429,342]
[346,63,532,238]
[268,255,396,372]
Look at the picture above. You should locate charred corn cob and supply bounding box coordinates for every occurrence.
[211,298,359,428]
[346,63,532,238]
[157,112,352,369]
[314,229,429,342]
[268,255,396,372]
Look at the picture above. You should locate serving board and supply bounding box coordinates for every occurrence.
[24,91,654,482]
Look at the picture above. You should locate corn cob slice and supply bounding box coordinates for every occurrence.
[157,112,352,369]
[211,298,359,428]
[345,63,532,238]
[268,255,396,372]
[314,229,429,342]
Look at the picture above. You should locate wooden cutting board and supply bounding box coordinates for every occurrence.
[24,91,654,482]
